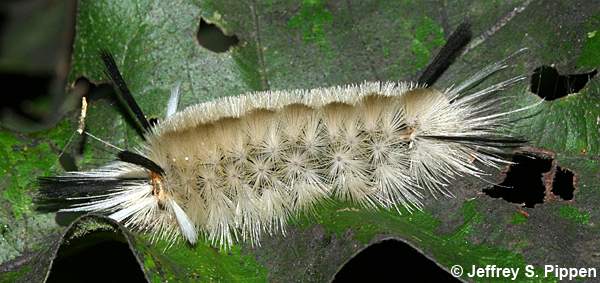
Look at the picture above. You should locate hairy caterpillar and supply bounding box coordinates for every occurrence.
[37,23,535,248]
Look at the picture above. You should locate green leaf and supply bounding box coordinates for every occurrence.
[0,121,73,282]
[2,0,599,282]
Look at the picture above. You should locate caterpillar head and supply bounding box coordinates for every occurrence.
[37,162,198,245]
[147,171,198,244]
[111,151,198,244]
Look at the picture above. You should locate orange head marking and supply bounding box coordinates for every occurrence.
[150,171,167,208]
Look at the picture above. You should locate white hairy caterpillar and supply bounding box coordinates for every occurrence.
[37,24,536,248]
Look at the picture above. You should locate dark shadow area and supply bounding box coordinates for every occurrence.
[54,211,85,226]
[484,154,551,208]
[148,117,159,128]
[0,9,6,37]
[0,72,53,122]
[333,239,460,282]
[46,231,146,283]
[551,166,575,200]
[0,0,76,131]
[74,77,114,102]
[196,18,239,53]
[58,151,78,171]
[530,66,597,100]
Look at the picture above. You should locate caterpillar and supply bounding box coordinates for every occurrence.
[36,23,536,248]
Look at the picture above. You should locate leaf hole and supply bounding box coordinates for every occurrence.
[196,18,239,53]
[484,152,578,207]
[530,66,597,100]
[551,166,575,200]
[332,239,460,282]
[47,230,146,283]
[484,153,550,207]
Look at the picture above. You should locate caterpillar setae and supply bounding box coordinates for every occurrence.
[36,23,537,248]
